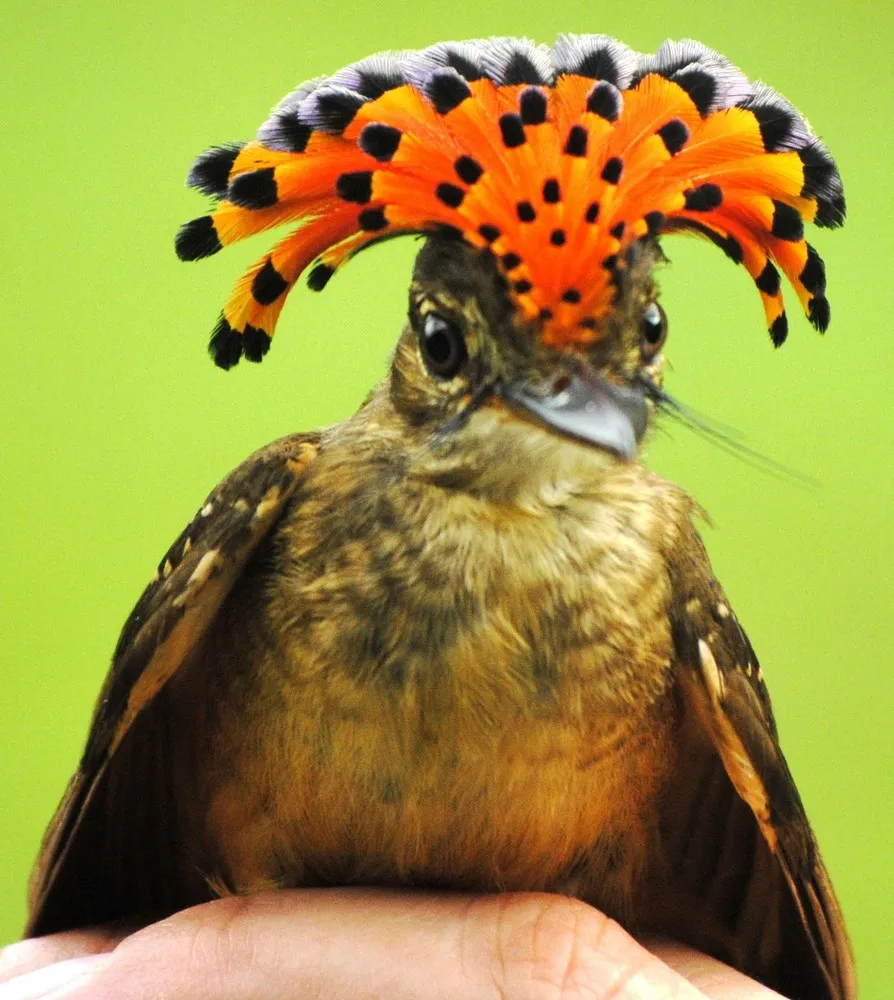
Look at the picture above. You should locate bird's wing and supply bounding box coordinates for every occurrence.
[661,524,856,1000]
[26,433,320,937]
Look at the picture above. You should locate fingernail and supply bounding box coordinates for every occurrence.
[0,954,111,1000]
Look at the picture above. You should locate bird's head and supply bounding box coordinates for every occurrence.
[388,234,664,488]
[176,35,844,487]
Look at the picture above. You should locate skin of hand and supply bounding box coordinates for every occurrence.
[0,890,785,999]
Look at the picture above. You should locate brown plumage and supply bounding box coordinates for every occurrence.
[27,237,854,998]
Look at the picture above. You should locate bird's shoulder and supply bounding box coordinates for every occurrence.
[92,431,321,766]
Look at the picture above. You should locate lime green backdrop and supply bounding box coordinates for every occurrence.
[1,0,891,994]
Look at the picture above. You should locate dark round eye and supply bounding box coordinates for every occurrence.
[420,312,468,379]
[640,301,667,359]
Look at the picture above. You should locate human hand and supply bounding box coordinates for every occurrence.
[0,889,785,999]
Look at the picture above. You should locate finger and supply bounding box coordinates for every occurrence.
[17,889,710,1000]
[0,929,126,984]
[0,955,111,1000]
[650,941,787,998]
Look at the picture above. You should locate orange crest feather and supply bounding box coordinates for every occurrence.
[175,36,844,368]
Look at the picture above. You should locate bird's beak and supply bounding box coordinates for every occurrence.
[499,363,649,459]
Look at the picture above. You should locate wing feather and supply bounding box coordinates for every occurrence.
[665,526,856,1000]
[27,433,319,936]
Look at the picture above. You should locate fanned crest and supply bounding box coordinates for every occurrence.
[176,36,845,367]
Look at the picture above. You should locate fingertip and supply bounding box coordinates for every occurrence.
[0,933,120,986]
[0,954,111,1000]
[467,893,707,999]
[648,940,787,998]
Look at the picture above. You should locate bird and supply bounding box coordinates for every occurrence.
[26,34,855,1000]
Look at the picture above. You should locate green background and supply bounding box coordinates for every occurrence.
[1,0,891,994]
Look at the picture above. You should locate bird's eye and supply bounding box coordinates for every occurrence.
[420,312,468,379]
[640,301,668,360]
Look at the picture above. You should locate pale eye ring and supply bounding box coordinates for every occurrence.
[640,302,667,360]
[420,312,468,379]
